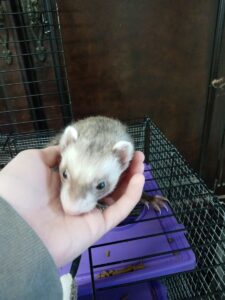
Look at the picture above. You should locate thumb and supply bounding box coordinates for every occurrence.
[41,146,61,168]
[103,173,145,231]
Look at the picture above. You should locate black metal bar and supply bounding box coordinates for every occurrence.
[88,248,97,300]
[94,263,225,294]
[0,63,65,73]
[144,117,151,163]
[9,0,48,132]
[0,77,66,87]
[0,116,71,127]
[42,0,73,125]
[91,239,225,270]
[90,221,223,251]
[0,22,57,30]
[2,10,58,15]
[167,151,176,199]
[0,48,63,58]
[199,0,225,175]
[0,72,18,133]
[0,103,70,114]
[214,122,225,190]
[5,36,61,44]
[0,90,67,100]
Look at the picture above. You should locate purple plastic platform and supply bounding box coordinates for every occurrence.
[59,165,196,296]
[78,280,168,300]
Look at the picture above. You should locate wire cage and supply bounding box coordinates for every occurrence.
[146,119,225,300]
[1,2,225,300]
[73,118,224,300]
[0,0,72,166]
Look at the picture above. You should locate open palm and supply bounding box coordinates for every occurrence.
[0,146,144,267]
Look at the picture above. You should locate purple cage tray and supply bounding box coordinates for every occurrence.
[59,165,196,294]
[78,280,168,300]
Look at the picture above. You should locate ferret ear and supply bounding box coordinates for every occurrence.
[60,125,78,150]
[113,141,134,171]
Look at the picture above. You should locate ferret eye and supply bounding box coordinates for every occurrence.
[62,170,68,179]
[96,181,105,190]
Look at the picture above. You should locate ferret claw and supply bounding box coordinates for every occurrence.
[151,202,162,214]
[141,194,169,214]
[163,203,169,212]
[154,195,170,203]
[143,201,150,210]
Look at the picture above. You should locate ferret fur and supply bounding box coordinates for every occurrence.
[55,116,134,215]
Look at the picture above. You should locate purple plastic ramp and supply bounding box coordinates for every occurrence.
[59,164,196,293]
[78,280,168,300]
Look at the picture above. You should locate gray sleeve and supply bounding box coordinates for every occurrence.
[0,198,62,300]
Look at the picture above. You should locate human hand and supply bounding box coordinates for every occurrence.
[0,147,145,267]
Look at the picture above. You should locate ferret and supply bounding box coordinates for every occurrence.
[54,116,168,215]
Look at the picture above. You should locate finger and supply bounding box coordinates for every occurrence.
[41,146,61,168]
[101,197,116,205]
[103,173,145,231]
[125,151,145,177]
[110,152,144,200]
[131,151,145,171]
[133,151,145,163]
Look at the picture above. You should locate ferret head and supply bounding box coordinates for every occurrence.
[59,125,134,215]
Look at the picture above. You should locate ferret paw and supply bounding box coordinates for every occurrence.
[142,195,169,214]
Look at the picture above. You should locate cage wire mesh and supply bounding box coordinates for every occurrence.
[147,119,225,299]
[1,2,225,300]
[85,118,225,300]
[0,0,72,167]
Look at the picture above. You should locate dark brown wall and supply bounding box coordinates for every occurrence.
[59,1,218,173]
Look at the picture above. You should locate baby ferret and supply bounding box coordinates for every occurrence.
[55,116,167,215]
